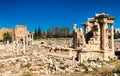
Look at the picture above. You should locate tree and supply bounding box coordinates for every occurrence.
[51,27,55,37]
[34,28,39,40]
[55,27,61,38]
[38,26,41,38]
[46,26,70,38]
[41,32,47,39]
[34,28,37,36]
[47,29,52,38]
[114,28,120,39]
[62,27,70,37]
[3,32,12,43]
[54,27,70,38]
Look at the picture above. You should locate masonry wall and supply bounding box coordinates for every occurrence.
[14,25,28,41]
[78,51,104,62]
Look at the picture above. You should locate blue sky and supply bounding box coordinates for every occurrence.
[0,0,120,32]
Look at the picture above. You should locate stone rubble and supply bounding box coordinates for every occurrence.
[0,13,118,76]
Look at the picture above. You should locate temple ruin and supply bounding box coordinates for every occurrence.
[73,13,116,62]
[0,25,33,55]
[12,25,33,54]
[0,25,33,45]
[14,25,33,45]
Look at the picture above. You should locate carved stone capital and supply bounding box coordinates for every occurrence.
[110,23,114,26]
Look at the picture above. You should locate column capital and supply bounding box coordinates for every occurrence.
[110,23,114,26]
[73,24,77,30]
[103,21,107,24]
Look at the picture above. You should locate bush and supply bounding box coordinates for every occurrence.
[16,59,19,63]
[0,40,3,42]
[117,67,120,73]
[78,63,85,67]
[60,61,64,65]
[3,32,12,43]
[114,33,120,39]
[24,63,31,68]
[33,35,39,40]
[88,59,98,63]
[22,71,31,76]
[112,67,120,74]
[41,32,47,39]
[59,66,65,70]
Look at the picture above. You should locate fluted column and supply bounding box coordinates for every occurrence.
[102,23,107,50]
[110,23,114,50]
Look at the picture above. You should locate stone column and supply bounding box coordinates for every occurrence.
[31,34,33,45]
[16,40,19,55]
[26,35,28,45]
[106,25,108,49]
[12,41,15,52]
[6,40,9,45]
[78,52,83,63]
[23,36,26,54]
[110,23,114,50]
[73,24,77,30]
[98,25,100,42]
[73,24,77,48]
[102,22,107,50]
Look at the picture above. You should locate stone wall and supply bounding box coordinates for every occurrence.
[78,52,104,62]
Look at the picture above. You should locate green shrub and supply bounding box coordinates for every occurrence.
[78,63,85,67]
[112,67,120,74]
[117,67,120,73]
[0,40,3,42]
[59,66,65,70]
[16,59,19,63]
[3,33,12,43]
[88,59,98,63]
[25,63,31,68]
[22,71,31,76]
[60,61,64,65]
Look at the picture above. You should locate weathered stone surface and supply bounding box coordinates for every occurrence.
[73,13,115,62]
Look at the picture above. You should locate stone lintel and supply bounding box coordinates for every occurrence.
[82,23,88,26]
[107,20,114,24]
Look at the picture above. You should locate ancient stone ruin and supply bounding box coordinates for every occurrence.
[73,13,116,62]
[12,25,33,54]
[14,25,33,45]
[0,25,33,45]
[0,14,119,75]
[0,28,14,40]
[0,25,33,55]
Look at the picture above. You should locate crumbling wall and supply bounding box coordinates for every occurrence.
[73,13,116,62]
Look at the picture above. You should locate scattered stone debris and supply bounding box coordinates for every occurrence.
[0,13,118,76]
